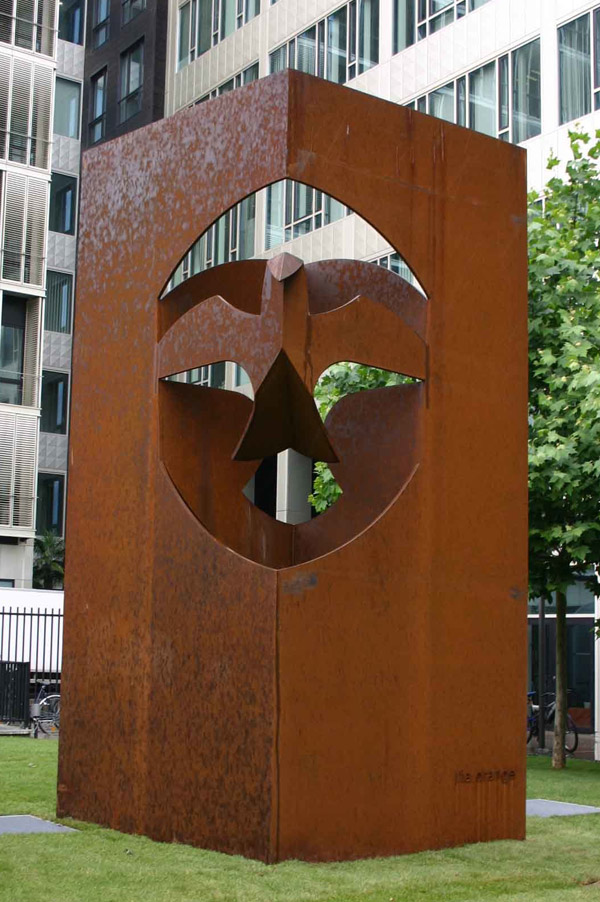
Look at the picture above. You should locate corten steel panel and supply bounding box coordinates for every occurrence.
[57,70,528,861]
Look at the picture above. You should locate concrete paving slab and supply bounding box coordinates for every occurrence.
[0,815,76,834]
[527,798,600,817]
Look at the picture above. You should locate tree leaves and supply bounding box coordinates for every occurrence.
[528,130,600,602]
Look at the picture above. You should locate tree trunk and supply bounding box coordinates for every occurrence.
[552,589,568,769]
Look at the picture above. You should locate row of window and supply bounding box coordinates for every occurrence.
[394,0,491,52]
[92,0,146,50]
[177,0,494,73]
[178,0,260,69]
[181,4,600,136]
[406,10,600,138]
[89,39,144,143]
[269,0,379,84]
[408,38,540,143]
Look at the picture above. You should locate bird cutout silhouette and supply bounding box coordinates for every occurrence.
[158,253,428,567]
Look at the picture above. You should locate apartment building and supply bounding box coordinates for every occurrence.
[0,0,57,586]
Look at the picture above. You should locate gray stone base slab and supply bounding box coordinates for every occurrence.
[527,798,600,817]
[0,815,76,834]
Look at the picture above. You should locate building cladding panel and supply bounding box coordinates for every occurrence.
[82,0,169,148]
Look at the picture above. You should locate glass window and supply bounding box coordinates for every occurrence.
[358,0,378,73]
[469,0,490,8]
[270,44,287,73]
[469,61,495,136]
[89,69,107,144]
[220,0,235,39]
[36,473,64,535]
[243,62,259,84]
[54,78,80,139]
[429,81,454,122]
[394,0,414,53]
[41,371,68,434]
[58,0,83,43]
[178,1,191,68]
[327,7,347,84]
[512,39,540,142]
[45,271,72,333]
[197,0,211,56]
[0,296,24,405]
[119,41,144,123]
[92,0,109,48]
[49,174,77,235]
[122,0,145,24]
[559,14,591,125]
[296,26,316,75]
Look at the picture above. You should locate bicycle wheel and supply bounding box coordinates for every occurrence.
[565,715,578,754]
[526,716,536,744]
[36,695,60,735]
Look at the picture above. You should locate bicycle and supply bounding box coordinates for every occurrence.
[527,691,578,753]
[30,682,60,738]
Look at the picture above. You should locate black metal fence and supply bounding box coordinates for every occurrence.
[0,607,63,723]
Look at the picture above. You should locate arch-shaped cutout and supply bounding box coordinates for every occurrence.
[160,180,426,305]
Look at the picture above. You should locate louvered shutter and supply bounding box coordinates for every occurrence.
[24,177,46,285]
[3,173,26,281]
[0,52,10,159]
[21,296,40,406]
[0,0,13,46]
[9,58,31,164]
[13,413,36,528]
[0,411,14,525]
[15,0,34,49]
[36,0,55,56]
[31,64,50,168]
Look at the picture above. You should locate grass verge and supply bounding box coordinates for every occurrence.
[1,741,600,902]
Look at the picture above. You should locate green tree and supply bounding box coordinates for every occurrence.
[528,130,600,769]
[308,363,408,512]
[33,531,65,590]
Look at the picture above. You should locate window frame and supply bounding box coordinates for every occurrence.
[40,369,69,435]
[122,0,146,25]
[49,172,77,236]
[89,68,107,144]
[92,0,110,48]
[45,270,73,334]
[119,40,144,124]
[53,77,81,140]
[36,471,65,536]
[557,8,600,125]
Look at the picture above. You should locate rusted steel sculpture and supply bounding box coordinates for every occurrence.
[58,71,528,862]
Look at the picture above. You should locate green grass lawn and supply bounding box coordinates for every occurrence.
[2,742,600,902]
